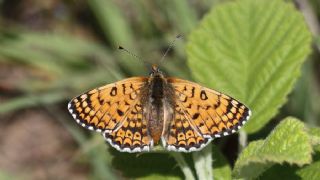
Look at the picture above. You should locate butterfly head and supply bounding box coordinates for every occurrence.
[150,64,164,78]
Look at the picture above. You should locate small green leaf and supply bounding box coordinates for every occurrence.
[296,161,320,180]
[308,127,320,147]
[187,0,312,134]
[233,117,312,179]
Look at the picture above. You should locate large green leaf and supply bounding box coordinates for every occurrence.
[233,117,312,179]
[187,0,311,133]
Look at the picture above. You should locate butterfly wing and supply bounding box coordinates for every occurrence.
[162,99,211,152]
[163,78,251,152]
[68,77,153,152]
[103,100,153,152]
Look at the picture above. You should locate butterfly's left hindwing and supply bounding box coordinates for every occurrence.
[103,101,153,152]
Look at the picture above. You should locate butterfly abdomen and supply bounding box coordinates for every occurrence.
[146,75,166,143]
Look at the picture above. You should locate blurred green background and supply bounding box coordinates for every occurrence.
[0,0,319,179]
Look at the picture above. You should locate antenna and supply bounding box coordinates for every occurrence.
[118,46,148,67]
[159,34,182,66]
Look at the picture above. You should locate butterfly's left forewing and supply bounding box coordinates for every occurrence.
[163,78,251,152]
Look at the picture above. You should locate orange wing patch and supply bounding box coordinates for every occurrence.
[162,101,211,152]
[165,78,251,151]
[68,77,153,152]
[103,102,153,152]
[68,77,146,132]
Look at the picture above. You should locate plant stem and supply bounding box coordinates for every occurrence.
[192,144,213,180]
[171,153,196,180]
[238,130,248,152]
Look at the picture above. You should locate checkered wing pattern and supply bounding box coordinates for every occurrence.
[163,78,251,152]
[68,77,153,152]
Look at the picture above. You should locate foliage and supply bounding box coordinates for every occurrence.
[233,117,313,179]
[186,0,316,178]
[187,0,311,134]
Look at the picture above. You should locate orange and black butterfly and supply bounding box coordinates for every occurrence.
[68,63,251,153]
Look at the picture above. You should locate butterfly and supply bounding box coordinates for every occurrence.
[68,64,251,153]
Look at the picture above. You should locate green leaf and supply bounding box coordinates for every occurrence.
[260,147,320,179]
[296,161,320,180]
[296,145,320,180]
[233,117,312,179]
[187,0,312,133]
[308,127,320,147]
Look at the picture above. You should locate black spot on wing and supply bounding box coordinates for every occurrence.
[192,113,200,120]
[200,90,208,100]
[110,87,117,96]
[117,109,124,116]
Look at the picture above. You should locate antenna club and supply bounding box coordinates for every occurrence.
[117,45,148,67]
